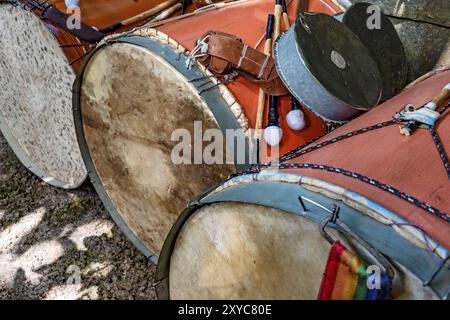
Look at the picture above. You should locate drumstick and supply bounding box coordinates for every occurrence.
[149,3,182,23]
[262,0,283,147]
[100,0,179,33]
[255,14,274,141]
[400,83,450,136]
[281,0,290,28]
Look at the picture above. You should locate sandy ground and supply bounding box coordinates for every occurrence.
[0,133,156,300]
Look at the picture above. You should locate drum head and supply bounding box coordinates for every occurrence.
[77,38,237,257]
[343,2,407,101]
[0,4,86,188]
[168,202,438,300]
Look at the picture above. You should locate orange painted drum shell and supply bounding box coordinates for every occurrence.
[280,70,450,250]
[158,0,343,157]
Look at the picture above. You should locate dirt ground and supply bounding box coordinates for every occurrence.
[0,133,157,300]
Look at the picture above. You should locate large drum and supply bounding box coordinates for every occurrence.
[73,0,341,260]
[0,0,178,188]
[155,70,450,299]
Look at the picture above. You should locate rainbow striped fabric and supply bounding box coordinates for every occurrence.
[318,241,391,300]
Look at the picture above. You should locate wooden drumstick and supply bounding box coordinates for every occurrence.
[281,0,290,29]
[149,3,182,23]
[100,0,179,33]
[273,0,283,50]
[255,14,274,141]
[262,1,283,147]
[400,83,450,136]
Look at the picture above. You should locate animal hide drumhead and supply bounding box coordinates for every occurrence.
[168,202,438,300]
[77,40,236,258]
[0,4,86,188]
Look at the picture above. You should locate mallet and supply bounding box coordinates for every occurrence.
[400,83,450,136]
[264,96,283,147]
[255,14,275,141]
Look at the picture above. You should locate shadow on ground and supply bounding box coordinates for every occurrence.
[0,134,156,300]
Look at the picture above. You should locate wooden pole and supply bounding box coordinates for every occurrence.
[281,0,290,29]
[149,3,182,23]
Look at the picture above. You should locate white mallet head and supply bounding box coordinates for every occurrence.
[286,109,306,131]
[264,126,283,147]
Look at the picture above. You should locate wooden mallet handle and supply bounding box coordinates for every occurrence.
[149,3,182,23]
[281,0,290,29]
[255,14,275,139]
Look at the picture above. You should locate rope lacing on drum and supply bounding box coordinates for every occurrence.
[232,100,450,224]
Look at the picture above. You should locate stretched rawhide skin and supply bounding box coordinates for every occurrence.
[79,42,235,257]
[169,202,438,300]
[0,4,86,188]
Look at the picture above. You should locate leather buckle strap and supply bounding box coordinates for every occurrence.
[196,31,288,96]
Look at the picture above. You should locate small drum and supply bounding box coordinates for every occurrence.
[155,70,450,299]
[73,0,339,260]
[0,0,181,188]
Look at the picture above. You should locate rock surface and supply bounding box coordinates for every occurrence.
[348,0,450,82]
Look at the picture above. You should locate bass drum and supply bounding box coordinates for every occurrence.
[73,0,339,261]
[155,70,450,299]
[0,0,174,188]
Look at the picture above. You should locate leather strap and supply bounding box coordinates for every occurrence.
[197,31,288,96]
